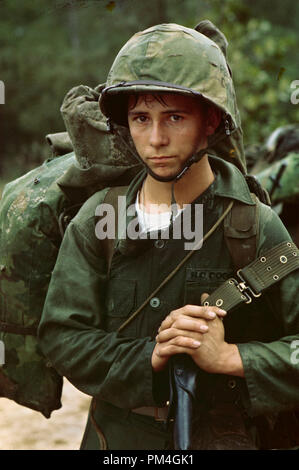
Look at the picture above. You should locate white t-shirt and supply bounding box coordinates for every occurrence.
[135,191,182,234]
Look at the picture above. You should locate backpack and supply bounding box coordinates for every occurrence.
[0,79,145,417]
[0,152,76,417]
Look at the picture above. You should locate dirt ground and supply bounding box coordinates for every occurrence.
[0,378,91,450]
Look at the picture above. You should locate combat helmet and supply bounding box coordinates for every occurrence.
[100,23,244,182]
[264,124,299,164]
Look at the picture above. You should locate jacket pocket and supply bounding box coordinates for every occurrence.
[104,278,137,335]
[184,268,234,306]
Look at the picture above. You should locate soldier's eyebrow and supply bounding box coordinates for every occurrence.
[128,108,192,115]
[128,110,149,115]
[162,108,192,114]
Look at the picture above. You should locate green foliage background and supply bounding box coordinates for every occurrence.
[0,0,298,180]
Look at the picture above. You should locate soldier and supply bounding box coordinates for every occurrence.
[252,125,299,246]
[38,23,299,450]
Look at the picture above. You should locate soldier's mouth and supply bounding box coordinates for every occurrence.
[148,156,176,162]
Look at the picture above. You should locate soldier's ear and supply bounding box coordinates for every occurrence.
[205,106,221,136]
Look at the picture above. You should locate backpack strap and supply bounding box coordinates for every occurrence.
[57,186,128,274]
[224,171,272,269]
[224,193,259,269]
[101,186,128,274]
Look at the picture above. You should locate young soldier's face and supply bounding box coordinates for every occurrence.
[127,93,212,180]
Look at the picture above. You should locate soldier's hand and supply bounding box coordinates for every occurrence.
[151,296,227,372]
[158,299,227,333]
[188,295,243,375]
[189,309,227,373]
[187,293,228,373]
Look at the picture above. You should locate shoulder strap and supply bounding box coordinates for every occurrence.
[224,193,259,269]
[101,186,128,274]
[59,186,128,274]
[203,240,299,310]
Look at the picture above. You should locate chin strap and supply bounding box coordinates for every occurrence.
[147,115,234,183]
[170,182,178,225]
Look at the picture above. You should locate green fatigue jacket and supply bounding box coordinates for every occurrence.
[38,156,299,450]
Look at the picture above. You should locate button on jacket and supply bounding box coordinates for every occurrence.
[38,156,299,450]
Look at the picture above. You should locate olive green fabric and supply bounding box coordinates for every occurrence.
[46,132,73,157]
[249,124,299,175]
[101,24,238,128]
[264,124,299,165]
[255,152,299,204]
[38,156,299,449]
[195,20,228,57]
[57,83,142,203]
[0,153,75,417]
[251,125,299,246]
[81,400,173,450]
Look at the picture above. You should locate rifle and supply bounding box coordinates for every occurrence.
[268,161,287,199]
[168,355,197,450]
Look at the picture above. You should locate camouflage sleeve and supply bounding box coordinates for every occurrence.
[37,190,160,410]
[237,203,299,416]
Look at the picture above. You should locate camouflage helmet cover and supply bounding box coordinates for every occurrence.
[100,23,239,134]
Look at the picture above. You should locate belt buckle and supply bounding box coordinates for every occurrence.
[235,269,262,303]
[154,403,169,422]
[154,408,165,422]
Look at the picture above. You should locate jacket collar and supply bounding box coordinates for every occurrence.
[210,155,254,205]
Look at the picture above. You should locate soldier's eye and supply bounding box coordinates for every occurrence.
[170,115,183,122]
[135,115,148,123]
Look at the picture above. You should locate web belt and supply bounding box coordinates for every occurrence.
[203,241,299,311]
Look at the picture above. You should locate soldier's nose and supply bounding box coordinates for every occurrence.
[149,123,168,148]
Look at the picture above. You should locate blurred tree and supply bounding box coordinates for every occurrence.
[199,0,299,145]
